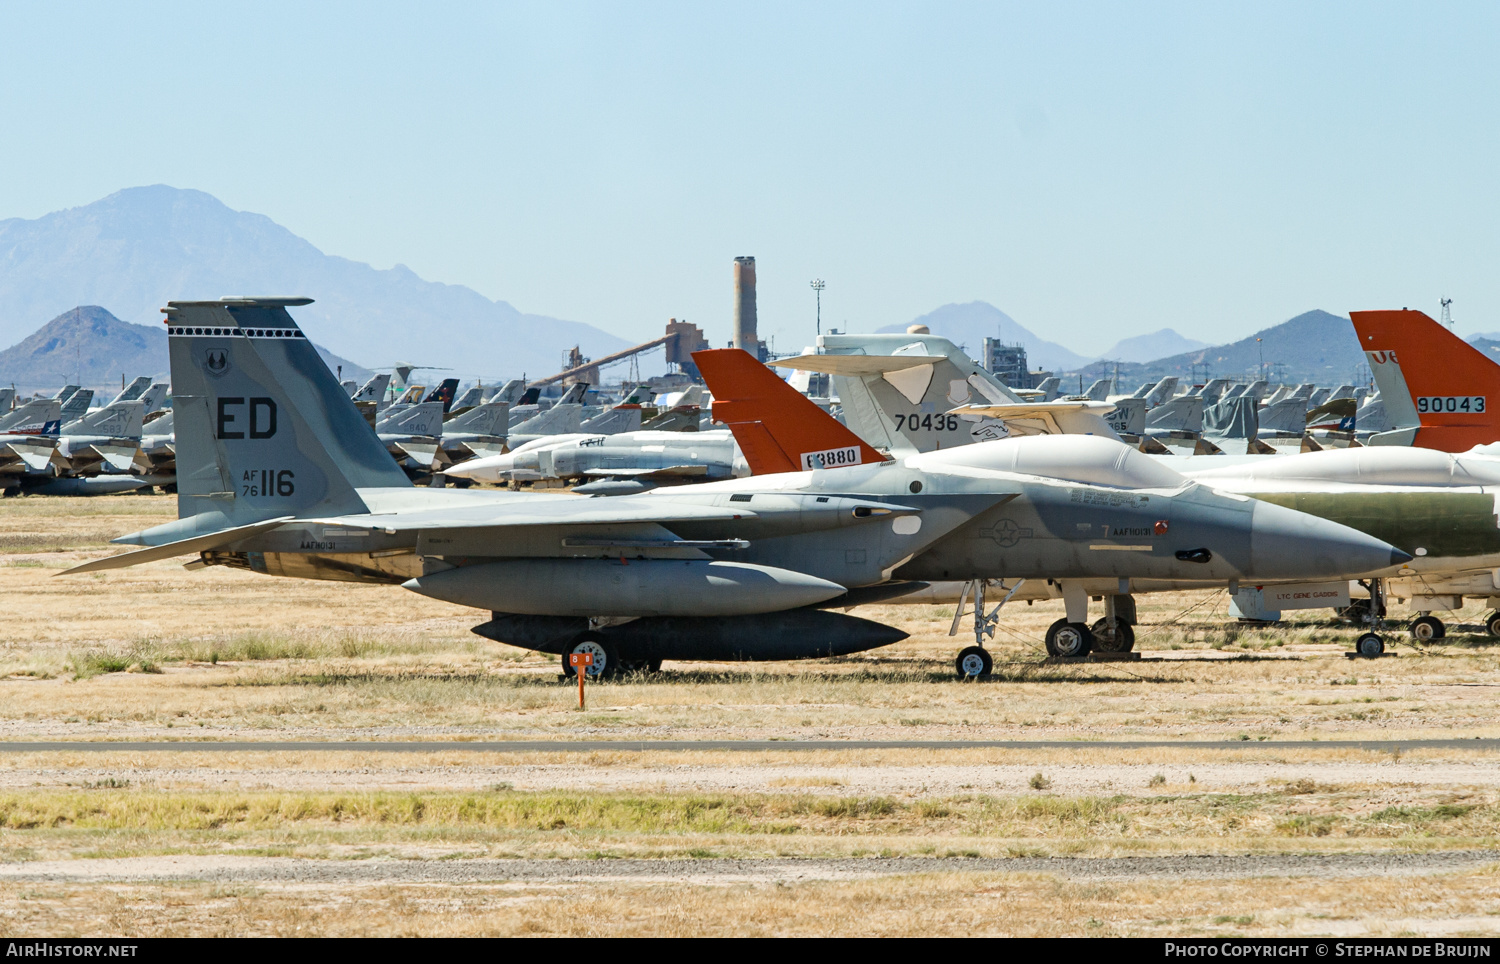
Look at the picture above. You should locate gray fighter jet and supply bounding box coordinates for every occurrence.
[446,428,744,492]
[64,298,1402,678]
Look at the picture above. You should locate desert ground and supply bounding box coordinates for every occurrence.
[2,493,1499,936]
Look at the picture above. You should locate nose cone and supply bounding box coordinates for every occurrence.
[1248,500,1407,580]
[446,453,513,482]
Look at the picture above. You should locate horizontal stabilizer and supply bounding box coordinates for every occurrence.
[60,516,296,576]
[773,353,942,376]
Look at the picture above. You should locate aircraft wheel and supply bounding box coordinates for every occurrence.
[1045,619,1093,658]
[560,633,620,680]
[1090,618,1136,653]
[1355,633,1385,659]
[1408,615,1445,641]
[955,646,993,678]
[1487,611,1500,638]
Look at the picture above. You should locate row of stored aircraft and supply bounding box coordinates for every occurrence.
[60,296,1500,679]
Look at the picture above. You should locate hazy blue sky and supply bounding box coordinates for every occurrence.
[2,1,1497,352]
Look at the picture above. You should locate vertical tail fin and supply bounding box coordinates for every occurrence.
[1350,308,1496,451]
[139,383,170,415]
[445,400,510,435]
[424,378,461,413]
[694,348,886,474]
[63,400,144,438]
[108,376,153,406]
[59,389,93,422]
[0,398,61,435]
[163,298,409,529]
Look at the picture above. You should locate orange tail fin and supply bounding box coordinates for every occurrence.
[1350,309,1500,452]
[693,348,888,475]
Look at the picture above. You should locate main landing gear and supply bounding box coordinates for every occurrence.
[1408,614,1446,641]
[1088,594,1137,654]
[559,632,661,680]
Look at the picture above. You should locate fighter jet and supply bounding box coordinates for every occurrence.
[0,394,162,495]
[446,428,744,493]
[64,298,1402,679]
[692,347,1407,666]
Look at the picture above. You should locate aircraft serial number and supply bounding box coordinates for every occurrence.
[801,446,862,470]
[1416,396,1485,414]
[895,413,962,432]
[242,468,295,497]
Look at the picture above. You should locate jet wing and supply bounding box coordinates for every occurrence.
[580,464,710,479]
[60,516,297,575]
[951,400,1117,419]
[314,500,756,533]
[773,353,941,376]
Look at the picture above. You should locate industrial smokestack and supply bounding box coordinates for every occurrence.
[732,256,758,357]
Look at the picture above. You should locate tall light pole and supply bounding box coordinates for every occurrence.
[810,279,825,336]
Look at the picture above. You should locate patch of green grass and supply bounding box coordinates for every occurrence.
[1276,814,1337,837]
[1368,804,1479,825]
[65,651,135,680]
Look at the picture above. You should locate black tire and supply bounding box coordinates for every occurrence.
[1408,615,1445,641]
[1487,611,1500,638]
[1355,633,1385,658]
[1045,619,1093,658]
[955,646,993,678]
[1090,618,1136,653]
[559,633,620,679]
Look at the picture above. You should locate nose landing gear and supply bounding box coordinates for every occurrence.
[1350,579,1389,658]
[948,579,1025,678]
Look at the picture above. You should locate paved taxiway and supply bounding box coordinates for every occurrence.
[3,739,1498,752]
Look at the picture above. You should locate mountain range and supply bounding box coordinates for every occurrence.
[877,302,1206,371]
[0,186,631,380]
[0,306,368,394]
[0,185,1452,391]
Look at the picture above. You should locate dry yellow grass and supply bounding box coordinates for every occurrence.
[5,494,1500,935]
[5,871,1500,937]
